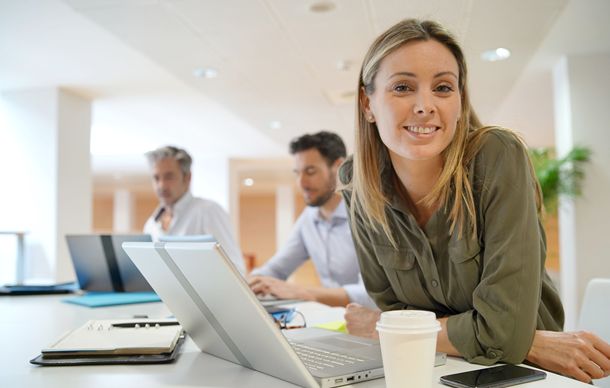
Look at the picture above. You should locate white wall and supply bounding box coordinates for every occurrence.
[0,88,91,283]
[554,53,610,329]
[191,156,230,211]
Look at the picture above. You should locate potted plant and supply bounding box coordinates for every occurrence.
[529,146,592,213]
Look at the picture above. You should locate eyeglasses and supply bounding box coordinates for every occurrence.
[273,310,307,330]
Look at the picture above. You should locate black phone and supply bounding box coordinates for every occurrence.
[439,364,546,388]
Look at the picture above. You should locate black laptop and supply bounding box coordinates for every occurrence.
[65,234,153,292]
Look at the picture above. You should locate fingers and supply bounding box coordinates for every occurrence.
[568,365,594,383]
[247,275,262,287]
[578,331,610,378]
[345,303,363,316]
[249,281,268,295]
[560,331,610,381]
[248,276,274,295]
[587,331,610,368]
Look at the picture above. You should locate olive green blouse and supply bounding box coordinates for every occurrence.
[340,129,564,365]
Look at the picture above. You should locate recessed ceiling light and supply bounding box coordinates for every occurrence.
[309,1,335,13]
[269,120,282,130]
[243,178,254,187]
[480,48,511,62]
[193,67,218,79]
[336,60,352,71]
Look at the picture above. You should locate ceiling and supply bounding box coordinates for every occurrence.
[2,0,609,185]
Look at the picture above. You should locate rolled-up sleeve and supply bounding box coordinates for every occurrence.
[447,132,542,364]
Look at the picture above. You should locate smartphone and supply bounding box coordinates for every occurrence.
[264,306,296,321]
[439,364,546,388]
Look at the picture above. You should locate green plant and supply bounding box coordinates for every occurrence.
[529,146,592,213]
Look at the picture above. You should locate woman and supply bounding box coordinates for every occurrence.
[340,18,610,383]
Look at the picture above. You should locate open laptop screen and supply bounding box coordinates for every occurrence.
[66,234,152,292]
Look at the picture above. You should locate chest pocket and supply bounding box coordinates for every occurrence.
[373,244,432,307]
[448,239,482,305]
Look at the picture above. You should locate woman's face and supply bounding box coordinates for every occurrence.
[363,39,462,165]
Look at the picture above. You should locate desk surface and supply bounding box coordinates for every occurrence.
[1,295,587,387]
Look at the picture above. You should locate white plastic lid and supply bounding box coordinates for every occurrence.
[376,310,441,333]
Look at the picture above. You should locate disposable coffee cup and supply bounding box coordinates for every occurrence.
[376,310,441,388]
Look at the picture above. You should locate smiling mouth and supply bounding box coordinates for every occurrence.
[405,126,440,134]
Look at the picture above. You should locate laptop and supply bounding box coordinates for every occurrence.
[65,234,153,292]
[158,234,216,243]
[123,242,446,388]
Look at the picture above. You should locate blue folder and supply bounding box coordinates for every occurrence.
[62,292,161,308]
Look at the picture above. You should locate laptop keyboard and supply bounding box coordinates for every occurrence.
[288,340,366,371]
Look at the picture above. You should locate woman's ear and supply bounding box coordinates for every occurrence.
[359,87,375,123]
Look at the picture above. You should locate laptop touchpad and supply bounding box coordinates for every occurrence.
[310,336,376,350]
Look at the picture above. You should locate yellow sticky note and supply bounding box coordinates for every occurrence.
[314,320,347,333]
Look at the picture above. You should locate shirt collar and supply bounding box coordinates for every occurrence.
[312,197,348,224]
[153,191,193,221]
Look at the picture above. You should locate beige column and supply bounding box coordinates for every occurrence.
[275,184,294,247]
[113,189,134,233]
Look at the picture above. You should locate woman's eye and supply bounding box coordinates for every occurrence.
[435,84,454,93]
[392,84,410,93]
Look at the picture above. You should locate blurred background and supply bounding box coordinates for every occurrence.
[1,0,609,329]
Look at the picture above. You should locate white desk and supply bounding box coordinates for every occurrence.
[0,295,587,387]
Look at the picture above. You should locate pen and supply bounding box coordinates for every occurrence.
[111,321,180,328]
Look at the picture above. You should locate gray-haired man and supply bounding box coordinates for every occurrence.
[143,145,245,274]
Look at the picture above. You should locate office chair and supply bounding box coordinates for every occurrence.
[578,278,610,388]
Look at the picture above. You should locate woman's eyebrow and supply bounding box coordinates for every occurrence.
[387,70,458,80]
[434,71,458,80]
[387,71,416,80]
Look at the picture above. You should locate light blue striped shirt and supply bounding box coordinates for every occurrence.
[252,199,376,308]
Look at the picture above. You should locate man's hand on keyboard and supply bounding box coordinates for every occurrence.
[247,275,315,301]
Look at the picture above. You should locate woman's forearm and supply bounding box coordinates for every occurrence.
[437,317,461,356]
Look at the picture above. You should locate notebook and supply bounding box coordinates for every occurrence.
[65,234,153,292]
[41,318,182,356]
[30,318,184,366]
[123,242,446,388]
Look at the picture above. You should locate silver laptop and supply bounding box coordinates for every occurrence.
[123,242,446,387]
[158,234,216,243]
[66,234,153,292]
[158,235,302,307]
[124,242,385,387]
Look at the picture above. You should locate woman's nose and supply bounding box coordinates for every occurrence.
[413,92,435,115]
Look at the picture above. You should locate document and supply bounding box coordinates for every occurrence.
[42,318,182,357]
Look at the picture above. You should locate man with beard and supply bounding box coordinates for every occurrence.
[248,132,375,308]
[143,145,245,274]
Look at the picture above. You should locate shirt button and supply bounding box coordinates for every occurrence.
[489,351,497,358]
[431,280,439,288]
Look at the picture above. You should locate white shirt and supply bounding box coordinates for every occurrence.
[251,199,376,308]
[144,191,245,274]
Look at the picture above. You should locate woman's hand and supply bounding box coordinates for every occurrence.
[527,330,610,383]
[344,303,380,339]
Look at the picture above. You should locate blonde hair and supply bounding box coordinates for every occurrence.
[349,19,541,246]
